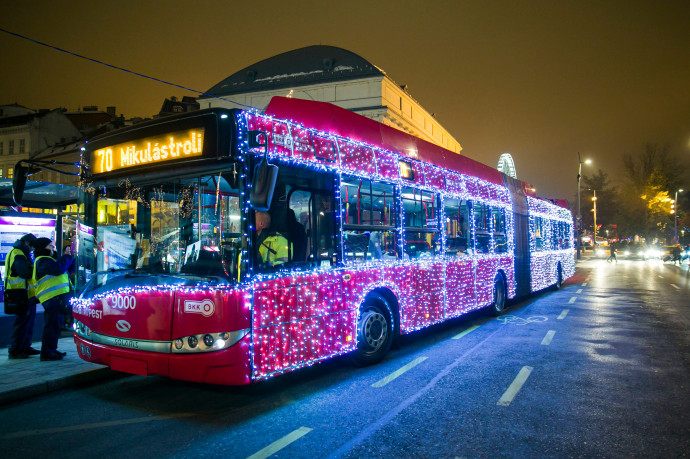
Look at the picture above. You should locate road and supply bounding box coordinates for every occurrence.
[2,258,689,458]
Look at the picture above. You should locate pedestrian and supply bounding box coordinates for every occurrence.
[607,242,617,263]
[31,237,75,361]
[4,233,40,359]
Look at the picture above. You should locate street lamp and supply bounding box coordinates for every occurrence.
[576,153,592,260]
[675,188,684,244]
[592,190,597,249]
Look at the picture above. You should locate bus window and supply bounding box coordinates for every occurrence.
[444,197,471,256]
[341,176,398,262]
[255,162,338,270]
[474,202,491,254]
[492,206,508,254]
[401,187,439,258]
[531,216,546,251]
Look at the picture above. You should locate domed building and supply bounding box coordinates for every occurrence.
[198,45,462,153]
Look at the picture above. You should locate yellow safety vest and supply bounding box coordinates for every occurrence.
[4,248,36,299]
[33,255,70,304]
[258,234,291,267]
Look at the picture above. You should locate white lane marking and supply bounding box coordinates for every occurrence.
[557,309,569,320]
[670,284,680,290]
[541,330,556,346]
[568,297,576,304]
[497,366,534,406]
[452,325,480,339]
[576,289,583,294]
[581,283,588,287]
[371,356,428,387]
[1,413,197,439]
[658,275,664,279]
[246,427,313,459]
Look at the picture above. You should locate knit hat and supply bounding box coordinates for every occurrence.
[20,234,37,244]
[31,237,53,251]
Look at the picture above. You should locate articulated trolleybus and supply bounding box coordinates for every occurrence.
[73,97,574,385]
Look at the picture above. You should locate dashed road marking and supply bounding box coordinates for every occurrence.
[371,357,428,388]
[658,275,664,279]
[581,283,588,287]
[1,412,198,439]
[452,325,480,340]
[670,284,680,290]
[568,297,576,304]
[497,366,533,407]
[576,289,583,294]
[246,427,313,459]
[557,309,569,320]
[541,330,556,345]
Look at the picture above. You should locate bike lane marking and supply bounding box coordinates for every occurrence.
[497,366,534,406]
[246,427,313,459]
[541,330,556,345]
[371,357,428,388]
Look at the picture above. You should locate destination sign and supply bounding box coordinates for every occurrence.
[92,128,204,174]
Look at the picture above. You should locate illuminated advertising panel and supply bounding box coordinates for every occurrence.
[91,128,204,174]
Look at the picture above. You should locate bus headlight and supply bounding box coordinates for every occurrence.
[171,329,249,354]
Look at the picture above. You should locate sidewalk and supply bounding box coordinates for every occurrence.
[0,334,118,406]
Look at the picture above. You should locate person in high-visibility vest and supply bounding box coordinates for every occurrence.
[4,233,38,359]
[254,211,290,268]
[30,237,75,361]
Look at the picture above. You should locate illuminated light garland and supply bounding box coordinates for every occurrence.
[238,110,526,379]
[526,196,576,291]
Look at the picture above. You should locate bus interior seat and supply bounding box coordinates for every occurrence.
[344,232,371,261]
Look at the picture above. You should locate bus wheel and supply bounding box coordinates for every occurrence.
[352,294,393,366]
[553,264,563,290]
[489,274,506,316]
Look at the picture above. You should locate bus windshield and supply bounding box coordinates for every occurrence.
[78,172,244,295]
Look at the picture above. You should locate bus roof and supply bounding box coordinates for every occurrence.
[265,97,507,188]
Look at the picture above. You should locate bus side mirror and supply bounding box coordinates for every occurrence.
[12,162,35,206]
[250,156,278,211]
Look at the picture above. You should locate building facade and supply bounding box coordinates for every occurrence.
[0,107,81,183]
[198,45,462,154]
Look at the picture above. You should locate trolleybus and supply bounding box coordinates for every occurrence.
[71,97,574,384]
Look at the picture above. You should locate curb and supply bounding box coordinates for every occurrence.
[0,366,120,406]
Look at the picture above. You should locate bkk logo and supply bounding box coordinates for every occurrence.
[184,299,215,317]
[116,320,132,332]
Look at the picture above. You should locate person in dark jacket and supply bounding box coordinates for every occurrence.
[5,233,39,359]
[31,237,75,361]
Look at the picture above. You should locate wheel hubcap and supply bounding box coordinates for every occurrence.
[362,311,387,350]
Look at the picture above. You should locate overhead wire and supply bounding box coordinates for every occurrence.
[0,27,257,111]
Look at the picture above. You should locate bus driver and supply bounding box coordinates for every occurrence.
[254,211,290,268]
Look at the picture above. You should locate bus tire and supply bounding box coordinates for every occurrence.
[553,263,563,290]
[352,293,393,366]
[489,273,507,316]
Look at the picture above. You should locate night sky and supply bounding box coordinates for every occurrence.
[1,0,688,200]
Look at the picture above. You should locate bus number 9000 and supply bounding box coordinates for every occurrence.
[109,295,136,310]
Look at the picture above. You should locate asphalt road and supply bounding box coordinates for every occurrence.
[2,258,689,458]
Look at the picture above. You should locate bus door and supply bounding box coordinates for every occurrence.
[443,198,475,316]
[250,164,348,378]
